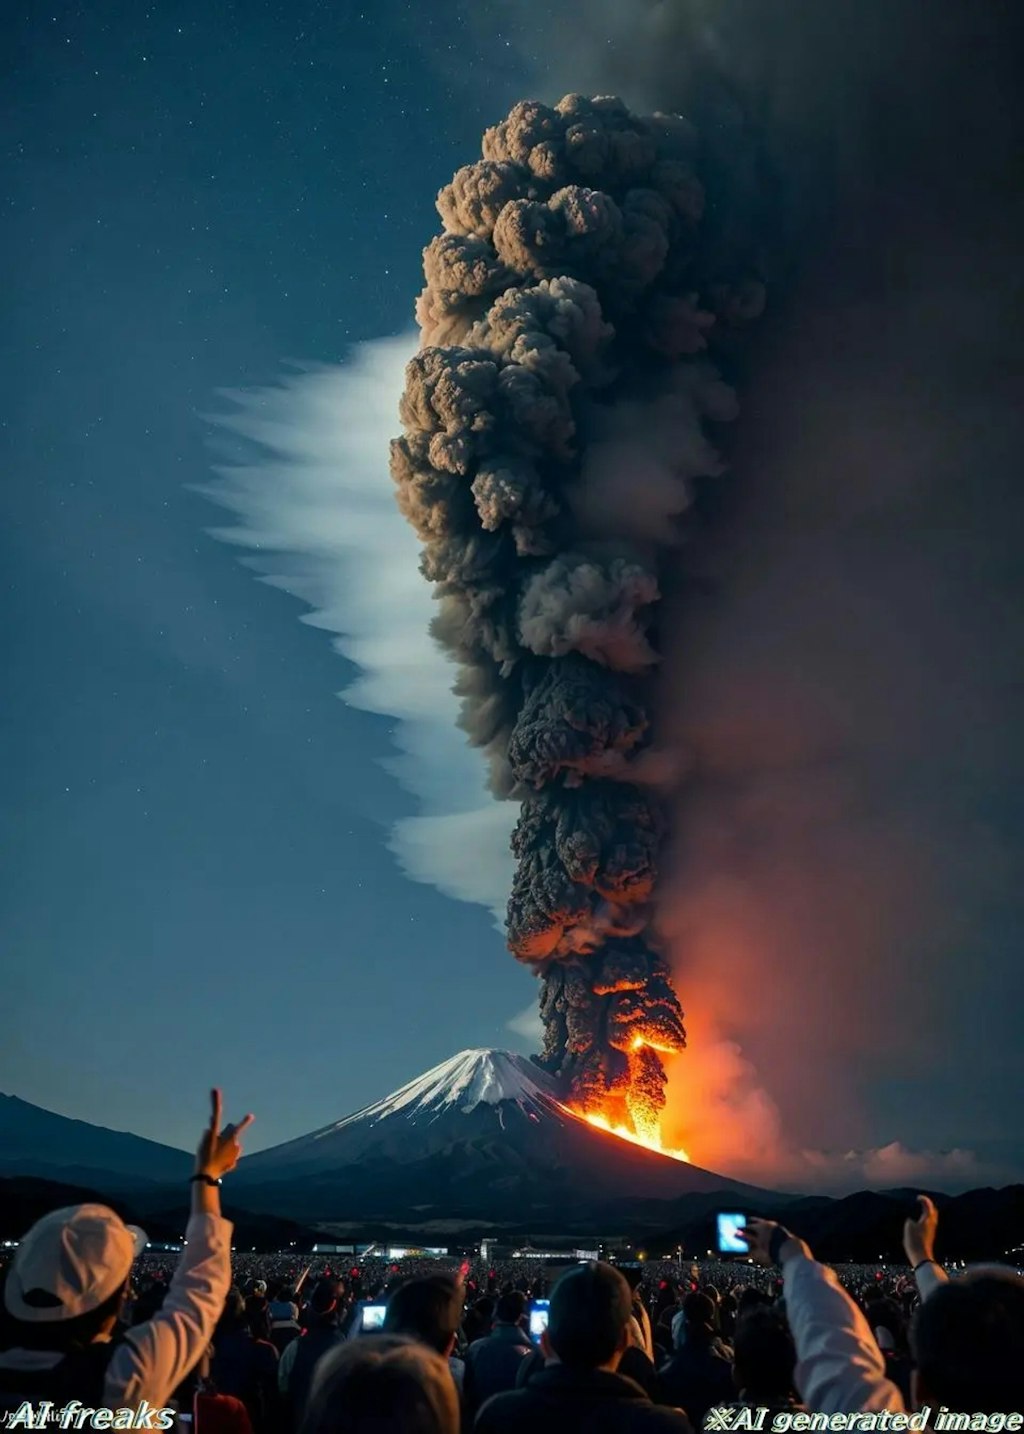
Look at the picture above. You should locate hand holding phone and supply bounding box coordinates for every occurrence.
[528,1299,550,1344]
[716,1212,748,1255]
[360,1303,387,1332]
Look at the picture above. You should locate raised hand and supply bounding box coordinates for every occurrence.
[735,1217,777,1266]
[903,1194,939,1268]
[195,1088,255,1180]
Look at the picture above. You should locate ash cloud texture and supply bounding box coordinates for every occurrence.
[506,0,1024,1186]
[390,92,769,1137]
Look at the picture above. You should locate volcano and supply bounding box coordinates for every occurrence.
[233,1049,781,1234]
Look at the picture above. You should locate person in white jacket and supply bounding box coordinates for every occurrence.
[0,1088,252,1420]
[738,1197,1024,1416]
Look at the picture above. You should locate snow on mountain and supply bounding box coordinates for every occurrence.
[235,1048,776,1226]
[242,1049,565,1172]
[311,1049,558,1133]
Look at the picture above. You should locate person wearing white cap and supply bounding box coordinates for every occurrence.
[0,1088,253,1420]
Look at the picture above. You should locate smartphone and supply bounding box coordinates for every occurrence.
[716,1212,748,1255]
[360,1303,387,1332]
[527,1302,550,1342]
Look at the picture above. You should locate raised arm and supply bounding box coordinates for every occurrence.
[106,1089,254,1412]
[740,1218,904,1414]
[904,1195,949,1302]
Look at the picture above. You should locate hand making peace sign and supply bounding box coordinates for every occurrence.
[195,1087,255,1181]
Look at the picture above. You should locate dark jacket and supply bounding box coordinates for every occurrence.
[475,1364,692,1434]
[659,1342,734,1430]
[0,1342,116,1421]
[707,1397,806,1430]
[211,1332,279,1434]
[619,1345,663,1403]
[286,1324,345,1423]
[464,1323,533,1413]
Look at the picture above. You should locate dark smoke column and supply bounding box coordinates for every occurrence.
[391,96,761,1140]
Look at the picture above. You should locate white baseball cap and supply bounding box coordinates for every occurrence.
[4,1204,147,1324]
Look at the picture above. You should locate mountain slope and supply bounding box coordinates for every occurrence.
[235,1048,779,1226]
[0,1093,192,1188]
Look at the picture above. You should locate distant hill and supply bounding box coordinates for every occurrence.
[0,1092,191,1188]
[3,1061,1021,1258]
[0,1174,323,1250]
[658,1185,1024,1263]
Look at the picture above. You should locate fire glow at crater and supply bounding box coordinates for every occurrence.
[569,1105,691,1165]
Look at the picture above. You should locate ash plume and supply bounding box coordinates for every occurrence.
[391,94,764,1136]
[499,0,1024,1184]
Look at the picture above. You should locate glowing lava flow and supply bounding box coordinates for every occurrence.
[566,1106,691,1165]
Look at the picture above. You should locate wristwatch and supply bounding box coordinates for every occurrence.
[769,1225,791,1267]
[190,1173,222,1187]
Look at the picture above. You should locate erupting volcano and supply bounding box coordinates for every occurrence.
[575,1108,691,1164]
[232,1049,771,1230]
[391,96,762,1140]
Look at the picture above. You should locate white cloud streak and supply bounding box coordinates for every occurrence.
[198,338,515,923]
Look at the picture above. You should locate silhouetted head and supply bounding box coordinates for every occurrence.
[544,1262,632,1371]
[732,1308,797,1401]
[384,1275,463,1358]
[495,1290,527,1325]
[911,1268,1024,1415]
[301,1333,458,1434]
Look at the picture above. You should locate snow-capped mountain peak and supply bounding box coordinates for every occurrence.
[239,1049,564,1173]
[326,1049,557,1134]
[235,1045,773,1215]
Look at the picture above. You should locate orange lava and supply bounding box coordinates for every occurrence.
[568,1107,691,1164]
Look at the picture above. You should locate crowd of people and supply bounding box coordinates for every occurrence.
[0,1091,1022,1430]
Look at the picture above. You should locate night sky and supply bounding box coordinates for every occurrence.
[5,1,1023,1188]
[3,0,539,1152]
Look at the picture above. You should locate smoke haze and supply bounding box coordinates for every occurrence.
[506,0,1024,1185]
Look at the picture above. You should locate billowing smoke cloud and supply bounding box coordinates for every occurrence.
[501,0,1024,1186]
[390,94,765,1138]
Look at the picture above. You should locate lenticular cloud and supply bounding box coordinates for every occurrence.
[200,340,515,923]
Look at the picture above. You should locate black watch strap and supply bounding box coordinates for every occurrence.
[769,1225,791,1267]
[190,1173,222,1187]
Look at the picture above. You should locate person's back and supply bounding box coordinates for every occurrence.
[481,1365,690,1434]
[383,1273,466,1395]
[282,1286,346,1428]
[212,1326,266,1409]
[174,1346,255,1434]
[211,1295,280,1434]
[710,1307,804,1423]
[464,1292,532,1414]
[911,1269,1024,1414]
[0,1336,123,1416]
[268,1287,301,1355]
[286,1324,345,1423]
[618,1343,663,1403]
[475,1262,691,1434]
[463,1297,496,1349]
[659,1295,733,1428]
